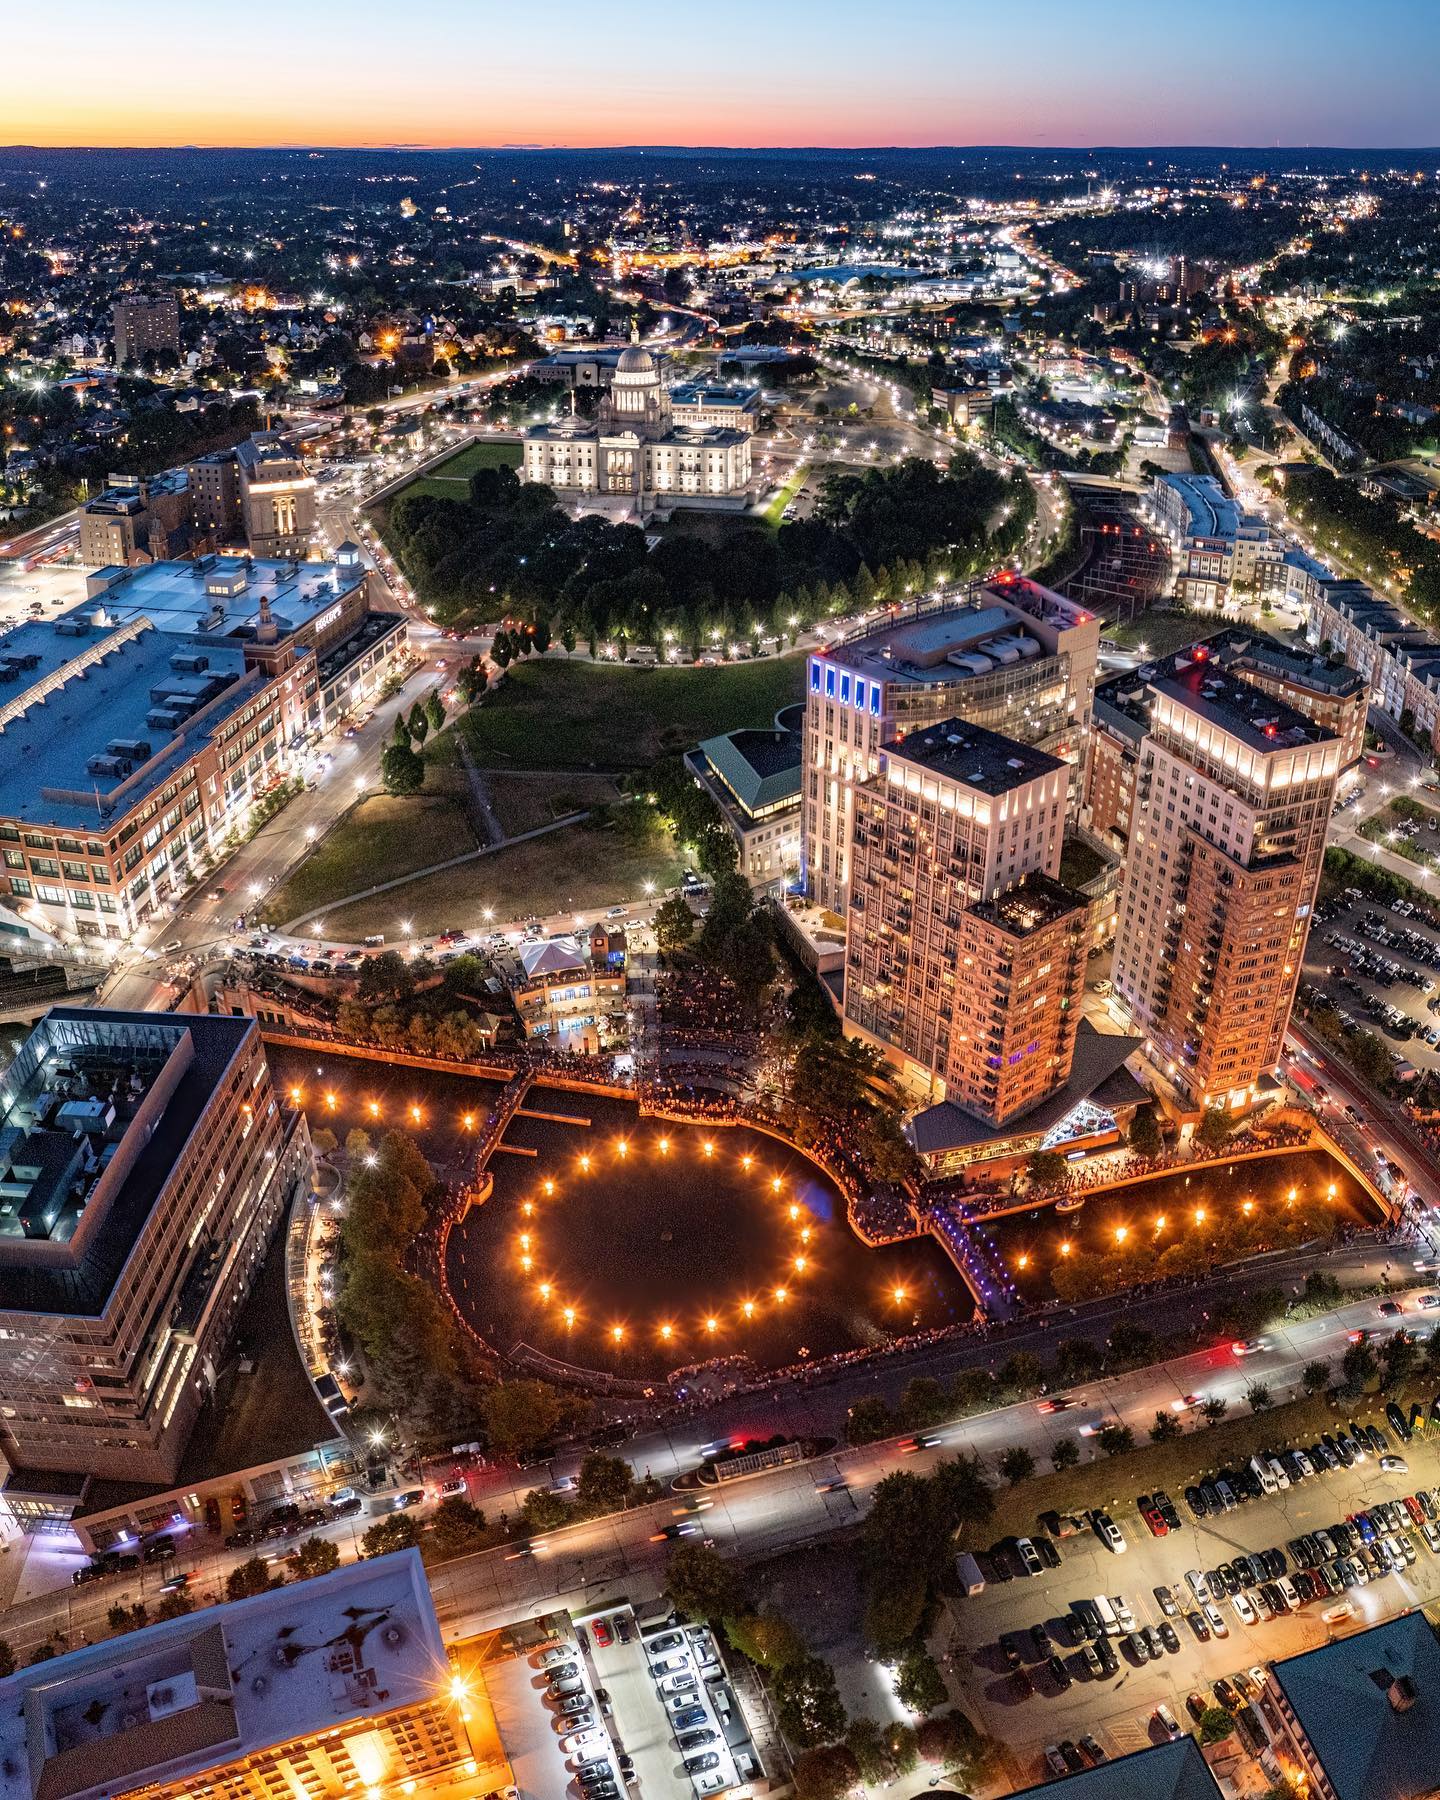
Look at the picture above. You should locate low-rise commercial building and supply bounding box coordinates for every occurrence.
[0,1008,310,1491]
[509,937,626,1050]
[79,471,192,568]
[0,1549,509,1800]
[802,578,1099,913]
[689,725,801,892]
[0,553,404,944]
[1266,1612,1440,1800]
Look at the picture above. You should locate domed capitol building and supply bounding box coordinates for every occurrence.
[520,332,755,522]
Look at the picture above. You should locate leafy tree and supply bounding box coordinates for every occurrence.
[1050,1435,1080,1471]
[1340,1339,1378,1397]
[481,1379,588,1459]
[107,1603,148,1635]
[666,1541,746,1625]
[156,1589,195,1620]
[424,691,446,734]
[996,1351,1044,1398]
[532,618,552,654]
[728,1611,804,1669]
[998,1446,1036,1485]
[27,1645,58,1665]
[884,1722,920,1775]
[1149,1410,1181,1444]
[1107,1321,1158,1366]
[1127,1104,1164,1157]
[1199,1396,1229,1426]
[361,1513,420,1558]
[227,1556,281,1600]
[1381,1331,1419,1391]
[845,1395,894,1445]
[1201,1705,1236,1743]
[357,949,418,1003]
[1304,1270,1343,1307]
[1302,1358,1332,1395]
[652,895,696,956]
[844,1718,889,1785]
[791,1745,861,1800]
[380,742,425,796]
[561,625,576,655]
[864,1569,929,1657]
[898,1375,949,1429]
[1196,1106,1235,1152]
[1246,1382,1273,1412]
[773,1655,848,1748]
[520,1488,572,1533]
[1053,1337,1105,1384]
[428,1497,488,1560]
[407,701,429,746]
[575,1452,633,1516]
[1026,1149,1067,1187]
[290,1535,342,1581]
[1098,1424,1135,1457]
[895,1645,947,1715]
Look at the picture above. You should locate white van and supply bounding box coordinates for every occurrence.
[1092,1594,1121,1637]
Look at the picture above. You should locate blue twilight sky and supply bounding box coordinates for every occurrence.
[8,0,1440,148]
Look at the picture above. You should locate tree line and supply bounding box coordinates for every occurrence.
[382,452,1035,646]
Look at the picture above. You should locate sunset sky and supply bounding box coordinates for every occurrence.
[8,0,1439,149]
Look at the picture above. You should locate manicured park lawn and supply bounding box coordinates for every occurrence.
[266,794,479,929]
[314,818,683,941]
[378,438,521,505]
[453,654,806,772]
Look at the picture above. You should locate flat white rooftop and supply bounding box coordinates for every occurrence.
[0,1550,448,1800]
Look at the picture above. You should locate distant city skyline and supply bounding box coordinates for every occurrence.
[6,0,1440,151]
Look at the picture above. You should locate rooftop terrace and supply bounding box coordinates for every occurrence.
[0,1550,448,1800]
[885,717,1067,797]
[0,1010,252,1318]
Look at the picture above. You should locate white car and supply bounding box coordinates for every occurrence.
[561,1730,606,1757]
[1231,1592,1257,1626]
[1204,1603,1229,1639]
[1185,1569,1209,1603]
[1381,1456,1409,1474]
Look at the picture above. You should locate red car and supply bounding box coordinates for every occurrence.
[592,1617,613,1648]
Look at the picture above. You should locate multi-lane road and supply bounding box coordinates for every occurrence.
[2,1267,1425,1656]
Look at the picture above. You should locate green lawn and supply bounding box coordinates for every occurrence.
[1109,608,1222,656]
[315,818,683,941]
[379,439,521,507]
[266,795,479,929]
[486,771,623,837]
[761,463,808,526]
[447,654,806,772]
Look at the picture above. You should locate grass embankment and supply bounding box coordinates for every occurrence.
[268,795,479,929]
[450,654,805,772]
[312,818,683,941]
[988,1394,1343,1539]
[1108,609,1223,656]
[386,439,521,504]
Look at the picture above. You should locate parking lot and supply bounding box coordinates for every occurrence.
[1306,882,1440,1072]
[483,1605,761,1800]
[948,1402,1440,1786]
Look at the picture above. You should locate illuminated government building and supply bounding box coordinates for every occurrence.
[521,335,754,522]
